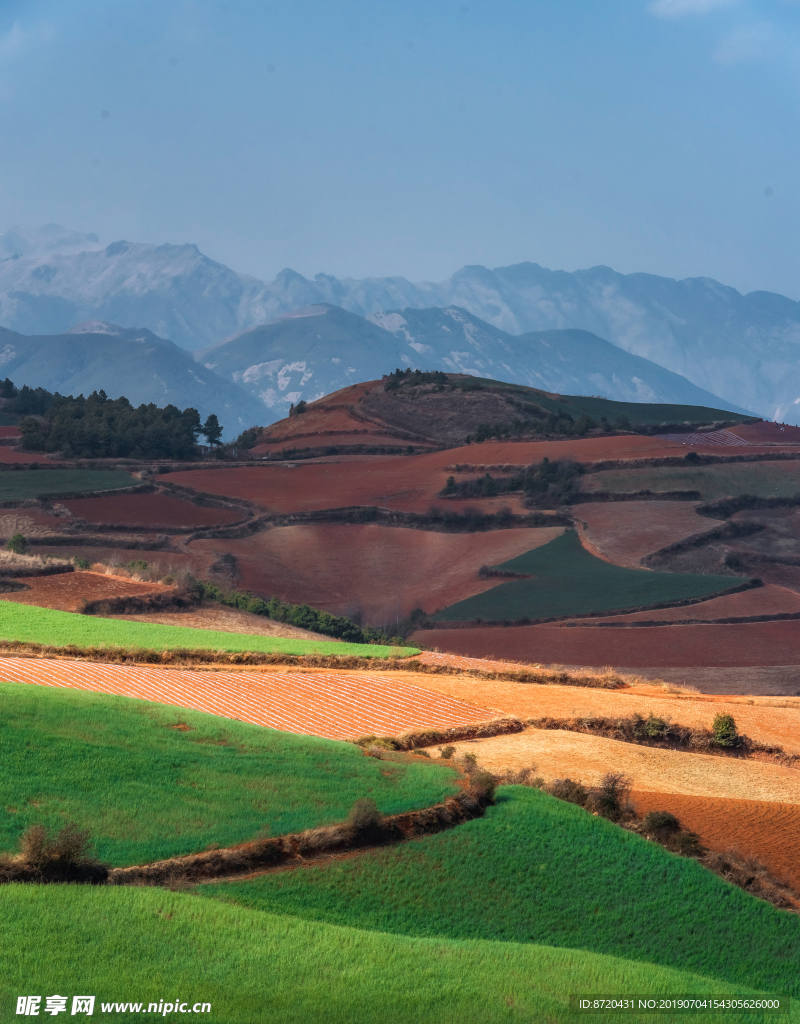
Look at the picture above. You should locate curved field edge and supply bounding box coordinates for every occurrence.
[0,887,779,1024]
[0,601,419,658]
[432,531,741,622]
[198,787,800,997]
[0,682,458,865]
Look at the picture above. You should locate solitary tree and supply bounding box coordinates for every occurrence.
[201,414,223,446]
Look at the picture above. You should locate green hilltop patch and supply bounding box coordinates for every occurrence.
[0,602,419,658]
[200,786,800,1000]
[432,529,739,622]
[0,468,134,501]
[452,375,756,428]
[0,682,455,865]
[0,886,771,1024]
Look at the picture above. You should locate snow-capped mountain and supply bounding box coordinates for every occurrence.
[199,304,745,419]
[2,227,800,420]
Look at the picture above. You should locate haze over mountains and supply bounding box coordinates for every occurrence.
[206,304,744,418]
[1,226,798,423]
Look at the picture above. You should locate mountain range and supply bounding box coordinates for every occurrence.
[0,226,797,421]
[204,304,744,418]
[0,321,267,434]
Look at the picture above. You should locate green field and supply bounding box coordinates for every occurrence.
[0,886,771,1024]
[200,786,800,999]
[0,602,418,658]
[432,530,738,622]
[0,683,456,865]
[0,468,134,501]
[581,461,800,501]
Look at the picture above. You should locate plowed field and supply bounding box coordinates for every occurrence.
[188,524,565,621]
[252,432,428,456]
[0,658,492,740]
[729,422,800,444]
[413,620,800,668]
[596,584,800,623]
[631,791,800,890]
[573,501,713,567]
[1,571,172,612]
[400,665,800,753]
[62,492,244,529]
[162,436,697,513]
[444,729,800,803]
[0,426,20,439]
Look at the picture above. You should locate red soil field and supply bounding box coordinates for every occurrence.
[62,492,244,529]
[631,791,800,890]
[572,501,713,568]
[0,447,51,464]
[0,657,493,740]
[0,426,20,439]
[729,422,800,445]
[165,459,528,514]
[189,524,565,622]
[1,571,172,612]
[413,619,800,668]
[596,584,800,623]
[165,436,693,514]
[251,433,432,458]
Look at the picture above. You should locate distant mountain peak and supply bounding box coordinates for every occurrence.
[67,320,126,336]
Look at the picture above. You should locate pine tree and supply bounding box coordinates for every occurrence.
[201,414,223,446]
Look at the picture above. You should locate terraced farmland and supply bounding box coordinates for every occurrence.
[432,530,740,622]
[0,658,491,739]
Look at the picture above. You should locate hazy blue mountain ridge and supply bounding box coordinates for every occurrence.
[201,304,746,419]
[1,230,798,419]
[0,321,267,437]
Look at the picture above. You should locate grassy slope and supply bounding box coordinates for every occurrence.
[0,601,418,657]
[0,682,456,865]
[433,530,738,621]
[462,377,753,426]
[0,886,774,1024]
[582,462,800,501]
[200,787,800,998]
[0,469,133,500]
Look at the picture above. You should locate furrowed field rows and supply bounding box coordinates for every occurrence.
[0,658,492,739]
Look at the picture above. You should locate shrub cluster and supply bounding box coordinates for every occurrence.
[441,457,583,506]
[196,580,402,646]
[384,368,448,392]
[0,823,108,884]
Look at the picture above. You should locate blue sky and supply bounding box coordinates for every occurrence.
[0,0,797,295]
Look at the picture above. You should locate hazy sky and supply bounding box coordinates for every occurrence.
[0,0,798,295]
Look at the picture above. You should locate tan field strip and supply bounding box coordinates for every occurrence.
[0,657,492,741]
[446,729,800,804]
[405,659,800,754]
[631,791,800,890]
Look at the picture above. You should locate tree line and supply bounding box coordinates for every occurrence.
[1,379,223,459]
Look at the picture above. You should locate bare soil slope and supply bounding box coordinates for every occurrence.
[62,492,244,529]
[574,501,715,567]
[189,524,565,622]
[413,620,800,669]
[1,571,172,612]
